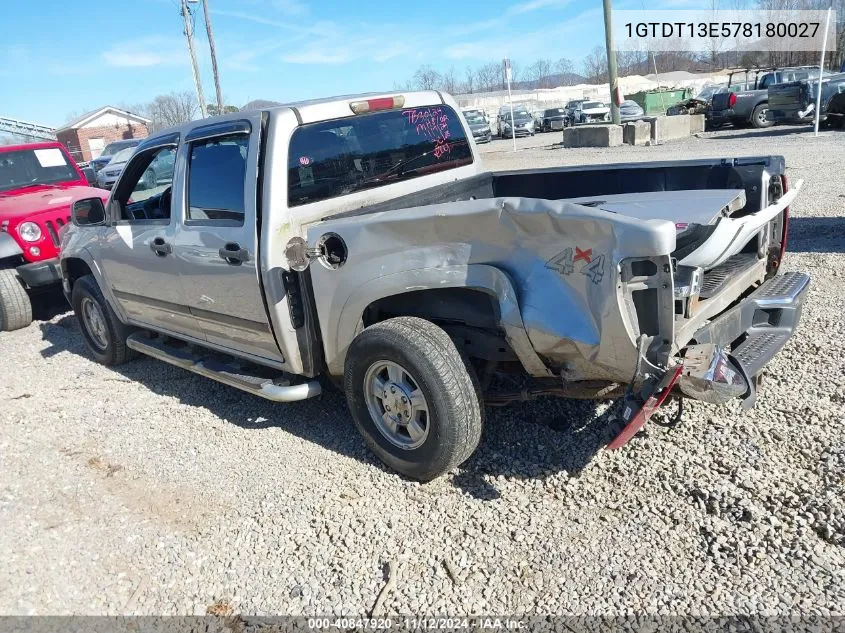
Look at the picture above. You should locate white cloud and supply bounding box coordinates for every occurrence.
[272,0,309,15]
[281,49,351,64]
[507,0,572,15]
[101,37,188,68]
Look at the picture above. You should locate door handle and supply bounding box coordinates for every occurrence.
[218,242,249,265]
[150,237,172,256]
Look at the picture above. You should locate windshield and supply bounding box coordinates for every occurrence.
[0,147,79,193]
[288,105,473,207]
[510,110,531,119]
[583,102,604,109]
[101,140,138,156]
[464,112,485,124]
[108,147,135,165]
[545,109,565,115]
[621,101,639,107]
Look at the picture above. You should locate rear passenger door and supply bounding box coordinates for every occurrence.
[172,117,284,364]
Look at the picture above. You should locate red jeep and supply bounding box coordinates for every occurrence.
[0,142,109,331]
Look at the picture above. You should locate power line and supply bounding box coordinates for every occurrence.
[202,0,225,113]
[181,0,207,119]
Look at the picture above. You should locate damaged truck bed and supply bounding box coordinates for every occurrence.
[61,91,810,481]
[309,158,807,446]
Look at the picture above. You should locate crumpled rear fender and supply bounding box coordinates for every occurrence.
[325,264,549,377]
[307,197,677,380]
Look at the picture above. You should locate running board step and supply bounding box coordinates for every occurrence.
[732,330,791,379]
[126,334,321,402]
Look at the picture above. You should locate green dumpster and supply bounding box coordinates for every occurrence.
[628,89,692,115]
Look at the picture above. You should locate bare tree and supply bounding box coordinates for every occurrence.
[476,62,501,92]
[143,91,199,132]
[463,66,476,94]
[441,66,459,94]
[554,58,575,85]
[583,46,608,82]
[527,59,553,88]
[413,65,443,90]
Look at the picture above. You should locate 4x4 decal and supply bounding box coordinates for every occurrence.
[546,247,605,285]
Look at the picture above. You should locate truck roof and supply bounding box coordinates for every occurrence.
[143,90,448,145]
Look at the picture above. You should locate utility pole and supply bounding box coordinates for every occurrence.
[602,0,620,124]
[201,0,224,114]
[181,0,207,119]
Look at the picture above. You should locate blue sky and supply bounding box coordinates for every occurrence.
[2,0,616,127]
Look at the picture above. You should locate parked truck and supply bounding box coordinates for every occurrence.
[0,142,109,331]
[709,66,822,129]
[60,91,809,481]
[769,71,845,128]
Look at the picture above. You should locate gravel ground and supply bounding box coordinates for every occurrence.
[1,126,843,616]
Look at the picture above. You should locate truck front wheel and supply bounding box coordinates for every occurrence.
[71,275,136,366]
[0,268,33,332]
[344,317,483,481]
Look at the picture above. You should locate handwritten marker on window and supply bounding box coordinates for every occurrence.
[349,96,405,114]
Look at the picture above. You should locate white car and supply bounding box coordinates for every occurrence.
[579,101,611,123]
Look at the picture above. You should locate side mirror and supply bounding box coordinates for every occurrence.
[72,197,106,227]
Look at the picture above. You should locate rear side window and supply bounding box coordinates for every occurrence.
[187,134,248,222]
[288,105,472,207]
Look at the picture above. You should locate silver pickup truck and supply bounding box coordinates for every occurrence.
[60,90,809,481]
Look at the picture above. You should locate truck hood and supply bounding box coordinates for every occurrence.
[0,185,109,222]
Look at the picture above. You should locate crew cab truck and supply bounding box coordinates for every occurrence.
[0,142,109,331]
[709,66,821,129]
[61,91,809,481]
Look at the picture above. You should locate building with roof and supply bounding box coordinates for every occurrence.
[55,106,150,163]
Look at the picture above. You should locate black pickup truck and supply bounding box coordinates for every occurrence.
[709,66,822,129]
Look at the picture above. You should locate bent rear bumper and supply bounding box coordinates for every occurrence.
[691,270,809,381]
[608,271,809,448]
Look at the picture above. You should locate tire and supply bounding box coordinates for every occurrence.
[71,274,137,366]
[344,317,483,482]
[751,103,774,129]
[0,268,33,332]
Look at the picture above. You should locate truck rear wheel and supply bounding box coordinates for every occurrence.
[751,103,774,129]
[71,275,137,366]
[0,268,33,332]
[344,316,483,481]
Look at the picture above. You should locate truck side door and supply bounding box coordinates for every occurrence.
[171,117,284,365]
[96,140,201,339]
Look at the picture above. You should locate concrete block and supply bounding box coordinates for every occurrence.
[689,114,705,134]
[651,115,691,142]
[563,124,623,148]
[623,121,651,145]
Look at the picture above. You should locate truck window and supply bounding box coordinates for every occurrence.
[115,146,176,222]
[287,105,472,207]
[187,134,248,223]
